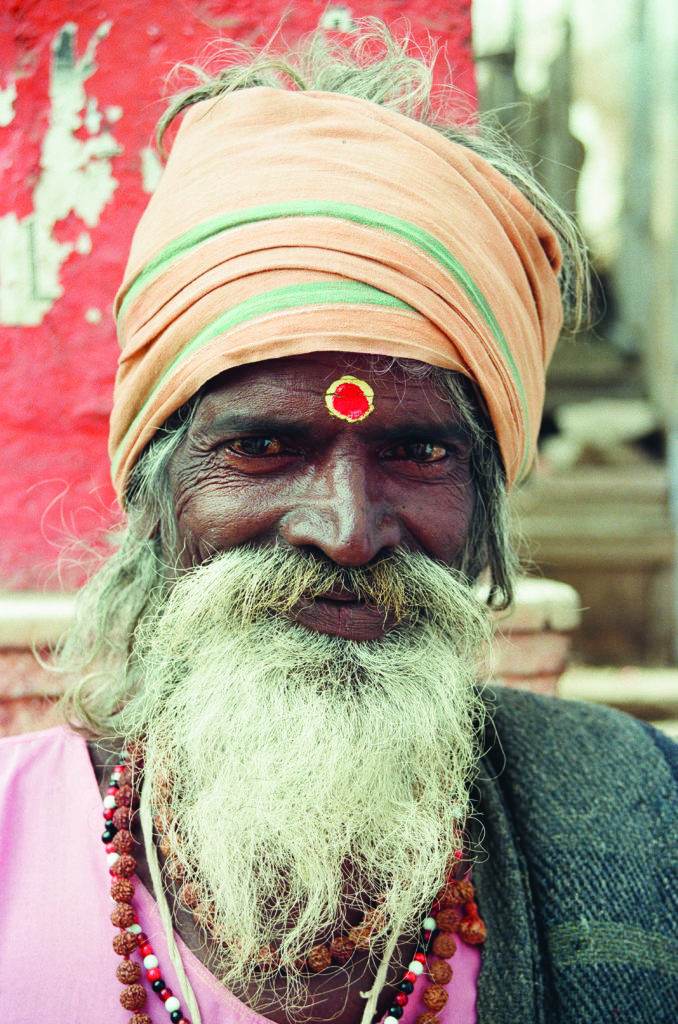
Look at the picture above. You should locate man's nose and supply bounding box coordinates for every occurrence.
[279,455,402,567]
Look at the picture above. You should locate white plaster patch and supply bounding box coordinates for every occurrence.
[319,6,356,32]
[0,21,122,326]
[84,96,102,133]
[0,79,17,127]
[140,145,163,193]
[75,231,91,254]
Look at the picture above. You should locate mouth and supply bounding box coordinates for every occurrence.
[291,588,393,641]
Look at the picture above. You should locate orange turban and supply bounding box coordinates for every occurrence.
[111,87,563,499]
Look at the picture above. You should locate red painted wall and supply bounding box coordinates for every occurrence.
[0,0,475,589]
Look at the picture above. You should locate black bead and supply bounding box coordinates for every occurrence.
[170,1013,182,1023]
[108,777,119,788]
[151,979,165,993]
[398,980,414,994]
[101,829,115,843]
[388,1008,403,1020]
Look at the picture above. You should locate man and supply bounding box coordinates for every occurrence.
[1,21,676,1024]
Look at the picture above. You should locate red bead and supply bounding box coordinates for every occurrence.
[140,943,154,958]
[404,970,417,983]
[103,808,114,820]
[105,842,116,853]
[423,930,432,940]
[413,952,427,964]
[136,932,148,946]
[114,764,125,772]
[147,967,161,982]
[454,849,463,860]
[106,786,118,796]
[159,988,172,1001]
[465,901,478,916]
[395,993,408,1006]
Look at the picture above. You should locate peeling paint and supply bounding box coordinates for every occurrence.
[0,79,17,127]
[75,231,91,254]
[140,144,162,193]
[0,22,121,326]
[319,6,356,32]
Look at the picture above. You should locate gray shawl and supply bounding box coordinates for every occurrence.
[471,686,678,1023]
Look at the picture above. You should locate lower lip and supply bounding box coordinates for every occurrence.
[292,598,391,641]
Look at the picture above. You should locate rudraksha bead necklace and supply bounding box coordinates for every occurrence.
[101,747,487,1024]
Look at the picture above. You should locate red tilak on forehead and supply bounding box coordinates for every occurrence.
[324,375,375,423]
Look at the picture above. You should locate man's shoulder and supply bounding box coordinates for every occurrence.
[480,683,677,824]
[0,723,85,783]
[486,681,676,765]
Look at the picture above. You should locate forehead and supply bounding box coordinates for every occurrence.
[195,351,465,430]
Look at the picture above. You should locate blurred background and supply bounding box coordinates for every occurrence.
[0,0,676,735]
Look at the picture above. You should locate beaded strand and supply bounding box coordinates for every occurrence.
[101,749,485,1024]
[377,873,486,1024]
[102,756,191,1024]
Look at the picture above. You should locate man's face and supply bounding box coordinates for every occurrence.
[167,351,475,640]
[124,351,487,1013]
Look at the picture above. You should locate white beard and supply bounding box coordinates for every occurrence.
[116,545,490,1015]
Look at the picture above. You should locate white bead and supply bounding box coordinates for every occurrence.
[384,1018,399,1024]
[423,916,437,931]
[126,924,142,934]
[106,852,120,868]
[165,997,181,1013]
[408,960,424,975]
[103,795,117,809]
[111,771,122,780]
[143,954,159,970]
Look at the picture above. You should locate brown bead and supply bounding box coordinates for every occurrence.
[435,907,462,933]
[113,829,135,854]
[116,958,141,984]
[111,878,135,903]
[119,983,146,1010]
[113,853,137,878]
[255,944,280,970]
[438,879,474,907]
[111,902,136,928]
[153,812,170,833]
[165,856,185,881]
[116,783,134,808]
[192,902,216,932]
[347,924,373,950]
[113,806,131,830]
[124,740,144,764]
[129,1015,152,1024]
[117,766,133,787]
[431,932,457,958]
[329,934,356,965]
[306,944,332,972]
[113,931,137,956]
[362,906,386,932]
[423,984,448,1012]
[159,834,172,859]
[178,882,200,909]
[428,958,453,985]
[416,1013,441,1024]
[458,914,487,945]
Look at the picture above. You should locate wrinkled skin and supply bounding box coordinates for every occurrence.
[168,351,476,641]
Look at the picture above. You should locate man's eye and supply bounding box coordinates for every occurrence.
[386,442,449,463]
[226,437,285,457]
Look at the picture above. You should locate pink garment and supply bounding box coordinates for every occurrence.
[0,725,481,1023]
